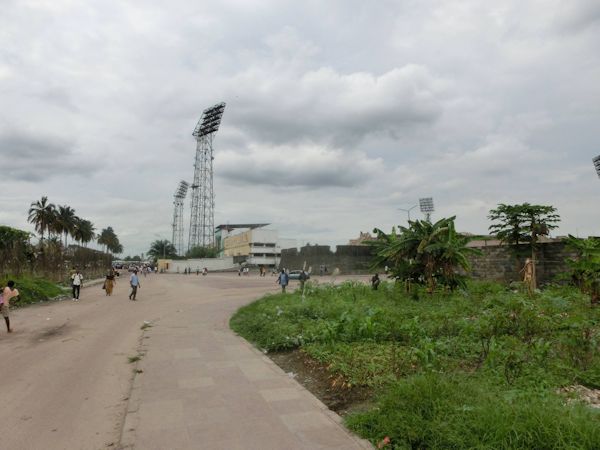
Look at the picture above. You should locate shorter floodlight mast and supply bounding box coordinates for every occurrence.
[172,180,189,256]
[419,197,435,222]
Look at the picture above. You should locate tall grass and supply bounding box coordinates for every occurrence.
[347,373,600,449]
[230,280,600,448]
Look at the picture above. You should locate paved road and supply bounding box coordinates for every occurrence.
[0,273,371,450]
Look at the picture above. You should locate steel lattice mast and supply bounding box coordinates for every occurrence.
[188,102,226,251]
[171,180,189,256]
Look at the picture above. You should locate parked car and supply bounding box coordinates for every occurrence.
[288,270,310,280]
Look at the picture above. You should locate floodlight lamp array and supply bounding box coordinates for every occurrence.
[193,102,226,138]
[174,180,189,199]
[594,155,600,178]
[419,197,435,213]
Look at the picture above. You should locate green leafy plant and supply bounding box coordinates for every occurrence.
[564,235,600,305]
[371,217,480,293]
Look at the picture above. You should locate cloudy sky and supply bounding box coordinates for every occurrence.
[1,0,599,256]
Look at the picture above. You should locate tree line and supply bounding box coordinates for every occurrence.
[27,196,122,254]
[146,240,217,260]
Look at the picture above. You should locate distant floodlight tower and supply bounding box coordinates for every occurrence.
[171,180,189,256]
[188,102,226,251]
[594,155,600,178]
[419,197,434,222]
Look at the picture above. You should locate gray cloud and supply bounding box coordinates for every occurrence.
[553,0,600,34]
[35,87,80,113]
[0,0,599,255]
[224,63,444,147]
[0,131,96,182]
[217,144,384,188]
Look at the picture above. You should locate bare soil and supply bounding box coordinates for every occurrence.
[270,349,373,416]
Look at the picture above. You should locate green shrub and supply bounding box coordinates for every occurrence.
[0,275,66,305]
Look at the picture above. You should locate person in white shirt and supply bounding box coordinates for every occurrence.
[129,270,141,301]
[71,269,83,301]
[1,280,19,333]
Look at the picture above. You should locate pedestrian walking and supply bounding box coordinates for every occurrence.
[104,270,116,296]
[371,273,381,290]
[1,280,19,333]
[71,269,83,301]
[129,270,141,300]
[520,258,535,296]
[277,269,289,293]
[299,270,308,291]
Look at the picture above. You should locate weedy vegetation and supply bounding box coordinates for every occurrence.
[232,210,600,448]
[231,280,600,449]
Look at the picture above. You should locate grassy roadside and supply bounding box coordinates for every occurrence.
[230,280,600,449]
[0,275,68,306]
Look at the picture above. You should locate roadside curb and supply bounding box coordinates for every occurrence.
[233,333,374,449]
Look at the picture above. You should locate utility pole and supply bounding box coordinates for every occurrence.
[398,204,417,222]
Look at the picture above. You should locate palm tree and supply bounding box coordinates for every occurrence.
[98,227,118,254]
[55,205,76,248]
[28,196,56,245]
[73,218,96,247]
[148,240,177,259]
[98,226,123,255]
[112,242,124,255]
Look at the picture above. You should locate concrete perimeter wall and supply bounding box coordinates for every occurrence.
[165,257,236,273]
[280,241,575,283]
[465,241,575,284]
[280,245,374,274]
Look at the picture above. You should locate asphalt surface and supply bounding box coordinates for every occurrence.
[0,272,371,450]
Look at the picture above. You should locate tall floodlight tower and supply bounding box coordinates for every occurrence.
[419,197,435,222]
[188,102,226,251]
[171,180,189,256]
[594,155,600,178]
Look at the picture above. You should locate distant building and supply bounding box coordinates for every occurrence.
[348,231,377,246]
[219,224,295,267]
[215,224,269,257]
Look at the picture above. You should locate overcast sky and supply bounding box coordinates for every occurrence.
[1,0,599,256]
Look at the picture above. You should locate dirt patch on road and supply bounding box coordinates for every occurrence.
[31,322,71,342]
[269,349,373,416]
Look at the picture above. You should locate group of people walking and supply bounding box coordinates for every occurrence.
[72,268,142,301]
[276,269,309,293]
